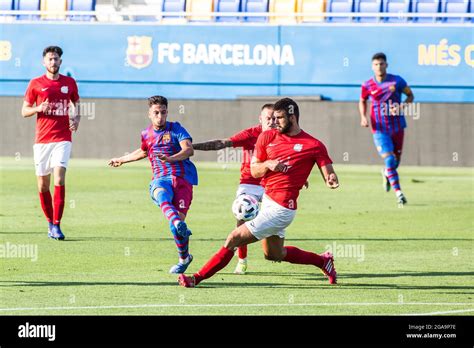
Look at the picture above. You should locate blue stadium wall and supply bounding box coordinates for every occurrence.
[1,23,473,102]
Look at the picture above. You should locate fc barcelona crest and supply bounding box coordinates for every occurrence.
[126,36,153,69]
[162,133,171,143]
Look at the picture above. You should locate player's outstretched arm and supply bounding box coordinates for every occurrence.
[22,100,50,118]
[319,164,339,189]
[193,139,232,151]
[157,139,194,163]
[108,148,147,167]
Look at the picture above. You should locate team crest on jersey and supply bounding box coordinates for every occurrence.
[126,36,153,69]
[293,144,303,152]
[61,86,68,94]
[389,84,396,92]
[162,133,171,143]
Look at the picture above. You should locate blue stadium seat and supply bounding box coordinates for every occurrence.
[68,0,96,21]
[163,0,185,18]
[16,0,40,19]
[216,0,240,21]
[326,0,354,22]
[383,0,410,22]
[242,0,269,22]
[0,0,14,10]
[413,0,441,22]
[441,0,469,22]
[471,0,473,21]
[355,0,383,22]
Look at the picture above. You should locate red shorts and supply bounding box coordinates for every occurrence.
[171,176,193,215]
[149,176,194,216]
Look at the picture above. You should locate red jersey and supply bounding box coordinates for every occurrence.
[24,74,80,144]
[254,129,332,210]
[229,124,262,186]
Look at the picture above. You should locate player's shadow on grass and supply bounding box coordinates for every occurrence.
[0,281,179,287]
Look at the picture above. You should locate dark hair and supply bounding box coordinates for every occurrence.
[261,103,274,110]
[148,95,168,108]
[273,98,299,123]
[43,46,63,57]
[372,52,387,62]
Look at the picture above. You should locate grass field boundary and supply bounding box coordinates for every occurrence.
[402,308,474,315]
[1,302,473,313]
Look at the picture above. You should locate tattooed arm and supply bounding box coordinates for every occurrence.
[193,139,233,151]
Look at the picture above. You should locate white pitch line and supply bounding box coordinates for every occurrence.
[402,308,474,316]
[0,302,473,312]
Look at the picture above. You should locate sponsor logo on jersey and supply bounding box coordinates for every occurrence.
[293,144,303,152]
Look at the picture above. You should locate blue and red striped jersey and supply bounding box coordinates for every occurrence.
[361,74,408,134]
[141,121,198,185]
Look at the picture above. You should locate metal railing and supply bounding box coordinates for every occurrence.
[1,10,473,23]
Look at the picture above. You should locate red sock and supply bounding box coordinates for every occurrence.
[39,191,53,223]
[194,247,234,285]
[283,246,324,268]
[53,185,65,225]
[238,245,247,259]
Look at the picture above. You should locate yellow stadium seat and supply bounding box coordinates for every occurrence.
[186,0,214,21]
[269,0,298,23]
[297,0,326,22]
[41,0,67,20]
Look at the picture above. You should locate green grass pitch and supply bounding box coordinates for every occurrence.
[0,158,473,315]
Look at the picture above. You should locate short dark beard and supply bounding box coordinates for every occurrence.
[47,66,60,75]
[278,120,292,134]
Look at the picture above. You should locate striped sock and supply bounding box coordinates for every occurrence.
[386,167,401,191]
[160,201,182,229]
[171,224,189,260]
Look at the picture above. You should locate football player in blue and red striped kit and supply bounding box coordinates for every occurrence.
[359,52,414,205]
[108,95,197,273]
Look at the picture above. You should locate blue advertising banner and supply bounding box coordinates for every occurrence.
[0,23,473,101]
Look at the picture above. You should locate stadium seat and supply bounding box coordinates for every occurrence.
[269,0,297,23]
[162,0,186,20]
[40,0,67,20]
[241,0,269,22]
[297,0,325,22]
[441,0,469,22]
[215,0,241,21]
[17,0,40,19]
[69,0,96,21]
[94,3,124,21]
[355,0,383,22]
[0,0,14,22]
[383,0,410,22]
[326,0,354,22]
[126,0,164,21]
[413,0,441,22]
[186,0,214,21]
[0,0,13,9]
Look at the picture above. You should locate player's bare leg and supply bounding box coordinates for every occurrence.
[262,236,338,284]
[178,224,258,287]
[234,220,248,274]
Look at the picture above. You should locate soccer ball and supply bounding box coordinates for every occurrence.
[232,194,260,221]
